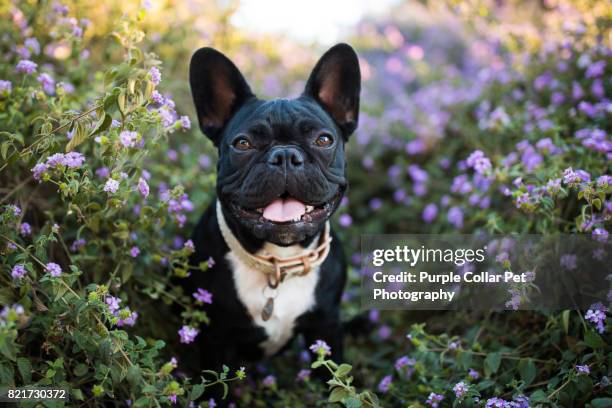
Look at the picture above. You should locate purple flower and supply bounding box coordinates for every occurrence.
[95,167,110,179]
[309,339,331,356]
[296,369,311,382]
[560,254,577,270]
[451,175,472,194]
[207,256,216,268]
[576,364,590,375]
[137,177,149,198]
[198,154,211,169]
[168,394,177,404]
[19,222,31,236]
[62,152,85,168]
[184,239,195,251]
[150,90,164,105]
[16,59,37,74]
[11,264,27,280]
[551,91,565,105]
[116,309,138,327]
[45,262,62,277]
[585,303,607,334]
[572,81,584,100]
[0,80,12,96]
[37,73,55,94]
[148,67,161,85]
[178,325,199,343]
[262,375,276,388]
[466,150,492,174]
[338,214,352,227]
[512,395,530,408]
[119,130,138,147]
[31,163,47,180]
[563,167,579,185]
[158,107,175,127]
[425,392,444,407]
[485,397,510,407]
[378,325,391,339]
[103,178,120,194]
[178,115,191,130]
[585,60,606,78]
[377,375,393,393]
[453,381,468,398]
[394,356,416,375]
[129,246,140,258]
[597,175,611,188]
[24,38,40,55]
[505,289,522,310]
[193,288,213,304]
[592,228,608,243]
[407,164,428,183]
[106,296,121,313]
[447,206,464,229]
[468,368,479,379]
[422,203,438,223]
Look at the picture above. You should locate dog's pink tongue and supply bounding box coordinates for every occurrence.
[262,197,306,222]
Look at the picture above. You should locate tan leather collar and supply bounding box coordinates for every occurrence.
[216,200,332,288]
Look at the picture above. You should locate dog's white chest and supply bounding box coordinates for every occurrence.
[226,244,320,356]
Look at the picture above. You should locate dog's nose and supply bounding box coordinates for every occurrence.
[267,146,304,170]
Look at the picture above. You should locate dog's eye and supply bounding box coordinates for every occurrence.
[314,133,333,147]
[233,137,252,151]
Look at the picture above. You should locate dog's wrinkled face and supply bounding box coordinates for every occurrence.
[190,44,360,245]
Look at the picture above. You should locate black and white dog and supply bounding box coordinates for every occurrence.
[183,44,360,384]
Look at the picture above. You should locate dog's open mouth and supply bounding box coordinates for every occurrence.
[232,191,341,225]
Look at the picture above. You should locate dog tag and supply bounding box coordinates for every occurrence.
[262,297,274,321]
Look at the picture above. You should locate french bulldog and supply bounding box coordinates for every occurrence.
[182,43,361,399]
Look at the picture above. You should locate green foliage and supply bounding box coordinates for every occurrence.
[0,0,610,407]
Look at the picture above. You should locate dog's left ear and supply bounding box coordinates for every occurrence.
[303,43,361,138]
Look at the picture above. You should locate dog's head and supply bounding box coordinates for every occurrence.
[189,44,360,246]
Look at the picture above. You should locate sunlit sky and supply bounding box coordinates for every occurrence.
[231,0,401,44]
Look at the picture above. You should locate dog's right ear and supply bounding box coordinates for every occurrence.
[190,48,254,145]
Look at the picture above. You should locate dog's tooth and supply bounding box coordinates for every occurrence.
[256,208,263,213]
[306,205,314,212]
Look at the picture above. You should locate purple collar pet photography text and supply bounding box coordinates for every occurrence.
[0,1,610,407]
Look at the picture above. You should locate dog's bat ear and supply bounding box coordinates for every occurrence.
[190,47,255,145]
[303,43,361,139]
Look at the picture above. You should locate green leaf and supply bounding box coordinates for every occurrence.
[74,363,88,377]
[484,352,502,376]
[584,331,606,349]
[329,386,350,403]
[335,363,352,379]
[0,335,17,361]
[90,113,112,137]
[126,365,141,386]
[530,390,549,403]
[561,310,570,334]
[0,362,15,386]
[133,397,151,407]
[17,357,32,383]
[190,383,205,401]
[311,360,323,369]
[72,388,85,401]
[590,398,612,408]
[344,396,362,408]
[65,121,88,152]
[518,358,536,386]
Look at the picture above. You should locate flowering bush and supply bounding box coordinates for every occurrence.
[1,0,610,407]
